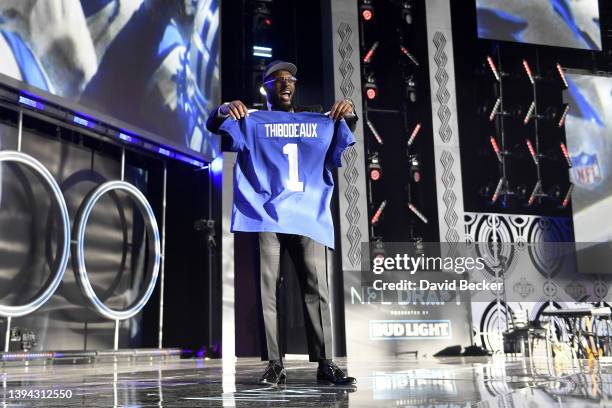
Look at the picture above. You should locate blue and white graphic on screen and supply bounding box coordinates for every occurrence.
[220,111,355,248]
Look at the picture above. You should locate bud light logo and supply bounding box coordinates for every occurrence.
[369,320,452,340]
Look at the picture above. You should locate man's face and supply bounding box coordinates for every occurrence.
[264,69,296,111]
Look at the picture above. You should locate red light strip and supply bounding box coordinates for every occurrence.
[557,63,568,88]
[363,41,379,63]
[371,200,387,224]
[562,184,574,208]
[367,120,383,145]
[523,101,536,124]
[558,104,570,128]
[400,46,420,66]
[408,203,428,224]
[487,56,501,82]
[407,123,422,146]
[489,97,501,121]
[490,136,502,162]
[560,142,572,167]
[522,59,535,84]
[528,181,542,206]
[526,139,538,165]
[491,177,504,203]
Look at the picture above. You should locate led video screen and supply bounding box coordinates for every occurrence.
[564,73,612,242]
[476,0,601,51]
[0,0,220,160]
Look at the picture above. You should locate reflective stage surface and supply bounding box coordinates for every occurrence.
[1,356,612,407]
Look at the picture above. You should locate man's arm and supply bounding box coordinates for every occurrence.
[206,101,250,150]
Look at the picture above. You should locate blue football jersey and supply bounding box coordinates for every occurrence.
[219,110,355,248]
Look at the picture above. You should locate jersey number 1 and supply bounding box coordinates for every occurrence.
[283,143,304,192]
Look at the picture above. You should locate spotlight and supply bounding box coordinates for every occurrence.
[526,139,538,165]
[360,0,374,21]
[371,200,387,225]
[490,136,502,162]
[365,73,378,100]
[400,46,420,66]
[408,203,428,224]
[556,63,568,88]
[259,85,267,96]
[561,183,574,208]
[366,119,384,145]
[368,152,382,181]
[363,41,379,64]
[522,59,535,84]
[560,143,572,167]
[407,122,421,147]
[405,75,417,103]
[408,154,421,183]
[486,55,501,82]
[401,0,414,24]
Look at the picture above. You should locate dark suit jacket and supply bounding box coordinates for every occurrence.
[206,104,358,151]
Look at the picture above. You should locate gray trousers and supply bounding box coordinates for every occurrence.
[256,232,333,362]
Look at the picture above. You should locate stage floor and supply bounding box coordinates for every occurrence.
[1,356,611,407]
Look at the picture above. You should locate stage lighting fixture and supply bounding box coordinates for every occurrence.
[253,45,273,58]
[489,136,502,163]
[400,46,419,66]
[523,101,536,124]
[368,152,382,181]
[488,97,501,121]
[557,104,570,127]
[522,59,535,84]
[408,203,428,224]
[560,143,572,167]
[486,55,501,82]
[360,0,374,21]
[363,41,379,64]
[252,1,273,36]
[371,200,387,225]
[408,154,421,183]
[556,63,568,88]
[407,122,421,147]
[401,0,414,24]
[527,181,542,206]
[405,75,417,103]
[367,119,384,144]
[365,73,378,100]
[491,176,505,204]
[561,183,574,208]
[526,139,538,165]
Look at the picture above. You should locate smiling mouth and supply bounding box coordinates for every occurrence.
[280,90,292,102]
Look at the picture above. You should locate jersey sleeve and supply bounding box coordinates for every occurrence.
[218,117,246,151]
[328,119,356,168]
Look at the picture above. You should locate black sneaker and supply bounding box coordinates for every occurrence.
[259,361,286,386]
[316,361,356,385]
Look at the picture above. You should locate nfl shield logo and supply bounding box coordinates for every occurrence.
[571,152,602,188]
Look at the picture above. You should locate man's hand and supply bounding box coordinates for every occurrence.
[329,100,354,121]
[220,100,249,119]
